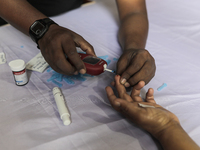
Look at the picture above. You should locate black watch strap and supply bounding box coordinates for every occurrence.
[29,18,58,49]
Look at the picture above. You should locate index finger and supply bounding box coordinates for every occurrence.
[63,40,86,74]
[105,86,121,111]
[115,75,133,102]
[73,33,96,56]
[119,58,144,86]
[130,81,145,97]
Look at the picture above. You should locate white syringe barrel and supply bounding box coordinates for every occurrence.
[53,87,71,125]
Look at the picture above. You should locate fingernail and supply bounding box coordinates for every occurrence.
[121,78,126,84]
[79,69,86,74]
[125,82,130,87]
[115,102,120,107]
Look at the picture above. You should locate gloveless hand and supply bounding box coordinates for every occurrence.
[116,49,156,87]
[106,75,179,137]
[38,24,96,75]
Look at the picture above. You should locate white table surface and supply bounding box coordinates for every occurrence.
[0,0,200,149]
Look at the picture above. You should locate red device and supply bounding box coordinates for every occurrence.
[79,53,108,75]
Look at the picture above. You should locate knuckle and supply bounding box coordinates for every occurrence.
[134,64,141,71]
[128,79,137,86]
[123,71,132,79]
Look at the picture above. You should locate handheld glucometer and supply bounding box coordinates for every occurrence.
[78,53,115,76]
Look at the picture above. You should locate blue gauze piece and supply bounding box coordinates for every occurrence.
[157,83,167,91]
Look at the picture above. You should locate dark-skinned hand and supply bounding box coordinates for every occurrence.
[38,24,96,75]
[115,49,156,87]
[106,75,179,138]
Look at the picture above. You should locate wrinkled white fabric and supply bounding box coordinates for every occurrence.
[0,0,200,149]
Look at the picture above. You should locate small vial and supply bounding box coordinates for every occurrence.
[9,59,28,86]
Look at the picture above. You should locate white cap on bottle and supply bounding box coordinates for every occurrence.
[9,59,26,71]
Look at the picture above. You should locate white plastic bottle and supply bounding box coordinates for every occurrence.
[9,59,28,86]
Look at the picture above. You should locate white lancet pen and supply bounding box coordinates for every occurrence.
[53,87,71,125]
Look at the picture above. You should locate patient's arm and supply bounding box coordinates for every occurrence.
[0,0,95,75]
[106,75,200,150]
[115,0,156,87]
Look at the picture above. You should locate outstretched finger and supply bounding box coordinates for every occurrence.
[62,38,86,74]
[106,86,122,111]
[115,75,133,102]
[146,88,156,103]
[131,81,145,98]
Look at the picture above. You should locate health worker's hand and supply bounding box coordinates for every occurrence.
[38,24,96,75]
[106,75,179,138]
[116,49,156,87]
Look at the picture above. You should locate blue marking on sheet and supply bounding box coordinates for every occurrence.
[46,67,52,72]
[63,77,75,85]
[51,80,62,88]
[113,58,119,61]
[99,55,109,60]
[99,55,111,65]
[47,69,88,86]
[82,74,93,77]
[157,83,167,91]
[46,55,112,87]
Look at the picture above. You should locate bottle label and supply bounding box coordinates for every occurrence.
[13,69,28,85]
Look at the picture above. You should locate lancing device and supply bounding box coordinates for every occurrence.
[53,87,71,125]
[68,53,115,76]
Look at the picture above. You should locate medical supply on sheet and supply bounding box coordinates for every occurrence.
[26,52,49,73]
[8,59,28,86]
[104,68,116,73]
[0,52,6,64]
[138,103,155,108]
[157,83,167,91]
[78,53,115,75]
[53,87,71,126]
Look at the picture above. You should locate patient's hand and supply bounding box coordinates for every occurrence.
[106,75,179,137]
[116,49,156,87]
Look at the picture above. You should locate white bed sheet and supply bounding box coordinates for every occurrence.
[0,0,200,149]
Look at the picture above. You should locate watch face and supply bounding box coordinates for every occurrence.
[31,21,45,35]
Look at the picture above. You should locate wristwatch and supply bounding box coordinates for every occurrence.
[29,18,58,49]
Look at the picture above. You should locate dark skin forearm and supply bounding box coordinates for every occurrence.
[116,0,148,50]
[0,0,96,76]
[0,0,46,34]
[156,123,200,150]
[114,0,155,87]
[106,75,200,150]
